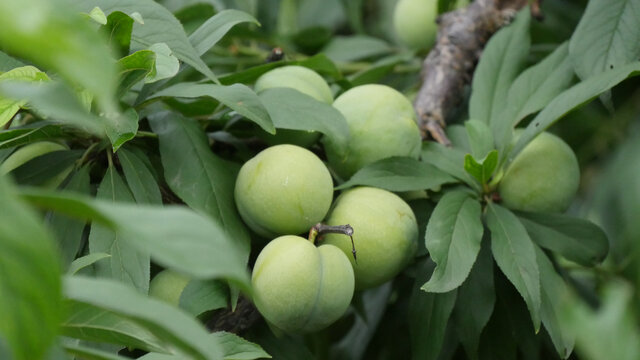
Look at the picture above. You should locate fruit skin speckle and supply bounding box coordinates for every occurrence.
[234,144,334,238]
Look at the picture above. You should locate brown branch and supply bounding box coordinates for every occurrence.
[414,0,538,145]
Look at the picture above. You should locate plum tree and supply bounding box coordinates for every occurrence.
[251,235,354,333]
[393,0,438,50]
[234,144,334,238]
[324,84,422,179]
[254,65,333,147]
[149,270,190,306]
[499,130,580,213]
[323,187,418,290]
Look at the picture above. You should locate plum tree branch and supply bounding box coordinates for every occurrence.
[414,0,540,145]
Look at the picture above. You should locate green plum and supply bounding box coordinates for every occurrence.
[234,144,334,238]
[499,130,580,213]
[149,270,190,306]
[323,187,418,290]
[324,84,422,179]
[251,235,355,333]
[393,0,438,50]
[255,65,333,147]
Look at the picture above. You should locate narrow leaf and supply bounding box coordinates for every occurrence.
[335,156,457,192]
[517,211,609,266]
[421,142,479,192]
[68,253,111,275]
[509,62,640,163]
[0,176,61,360]
[423,191,484,293]
[101,11,134,56]
[118,147,162,205]
[463,150,498,185]
[0,122,66,149]
[189,9,260,56]
[179,280,229,317]
[150,83,274,134]
[569,0,640,80]
[465,119,494,159]
[65,276,223,360]
[486,202,541,331]
[148,111,251,262]
[469,7,531,124]
[89,166,150,293]
[64,343,133,360]
[117,50,156,97]
[10,149,81,186]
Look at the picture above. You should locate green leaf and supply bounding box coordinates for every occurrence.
[469,7,531,124]
[150,83,274,134]
[20,184,251,289]
[0,51,25,72]
[421,142,479,192]
[464,119,494,159]
[509,61,640,163]
[516,211,609,267]
[77,0,218,83]
[335,156,457,192]
[62,302,166,353]
[0,122,67,149]
[454,238,495,360]
[68,253,111,275]
[219,54,341,86]
[145,43,179,84]
[47,166,91,268]
[0,0,119,114]
[0,81,105,136]
[322,35,392,62]
[118,147,162,205]
[569,0,640,81]
[63,343,133,360]
[422,191,483,292]
[536,247,574,359]
[0,176,61,360]
[100,11,134,57]
[10,149,81,186]
[117,50,156,97]
[463,150,498,185]
[409,260,458,360]
[189,9,260,56]
[148,111,251,264]
[64,276,224,359]
[212,332,271,360]
[564,282,640,360]
[105,107,138,152]
[87,6,108,25]
[89,166,150,293]
[260,88,349,153]
[0,66,50,127]
[494,43,574,147]
[179,280,228,317]
[486,202,540,331]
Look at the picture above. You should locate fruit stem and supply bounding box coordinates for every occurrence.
[308,223,357,263]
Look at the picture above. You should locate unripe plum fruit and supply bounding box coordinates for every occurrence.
[251,235,355,333]
[499,130,579,213]
[234,144,334,238]
[323,187,418,290]
[324,84,422,179]
[149,270,190,306]
[254,66,333,147]
[393,0,438,50]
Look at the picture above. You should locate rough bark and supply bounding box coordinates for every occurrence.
[414,0,540,145]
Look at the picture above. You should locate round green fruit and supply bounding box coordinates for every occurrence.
[254,65,333,104]
[324,84,422,179]
[393,0,438,50]
[149,270,190,306]
[0,141,67,175]
[234,144,334,238]
[324,187,418,290]
[499,131,579,213]
[251,235,355,333]
[255,66,333,148]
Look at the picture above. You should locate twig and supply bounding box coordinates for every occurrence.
[414,0,537,145]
